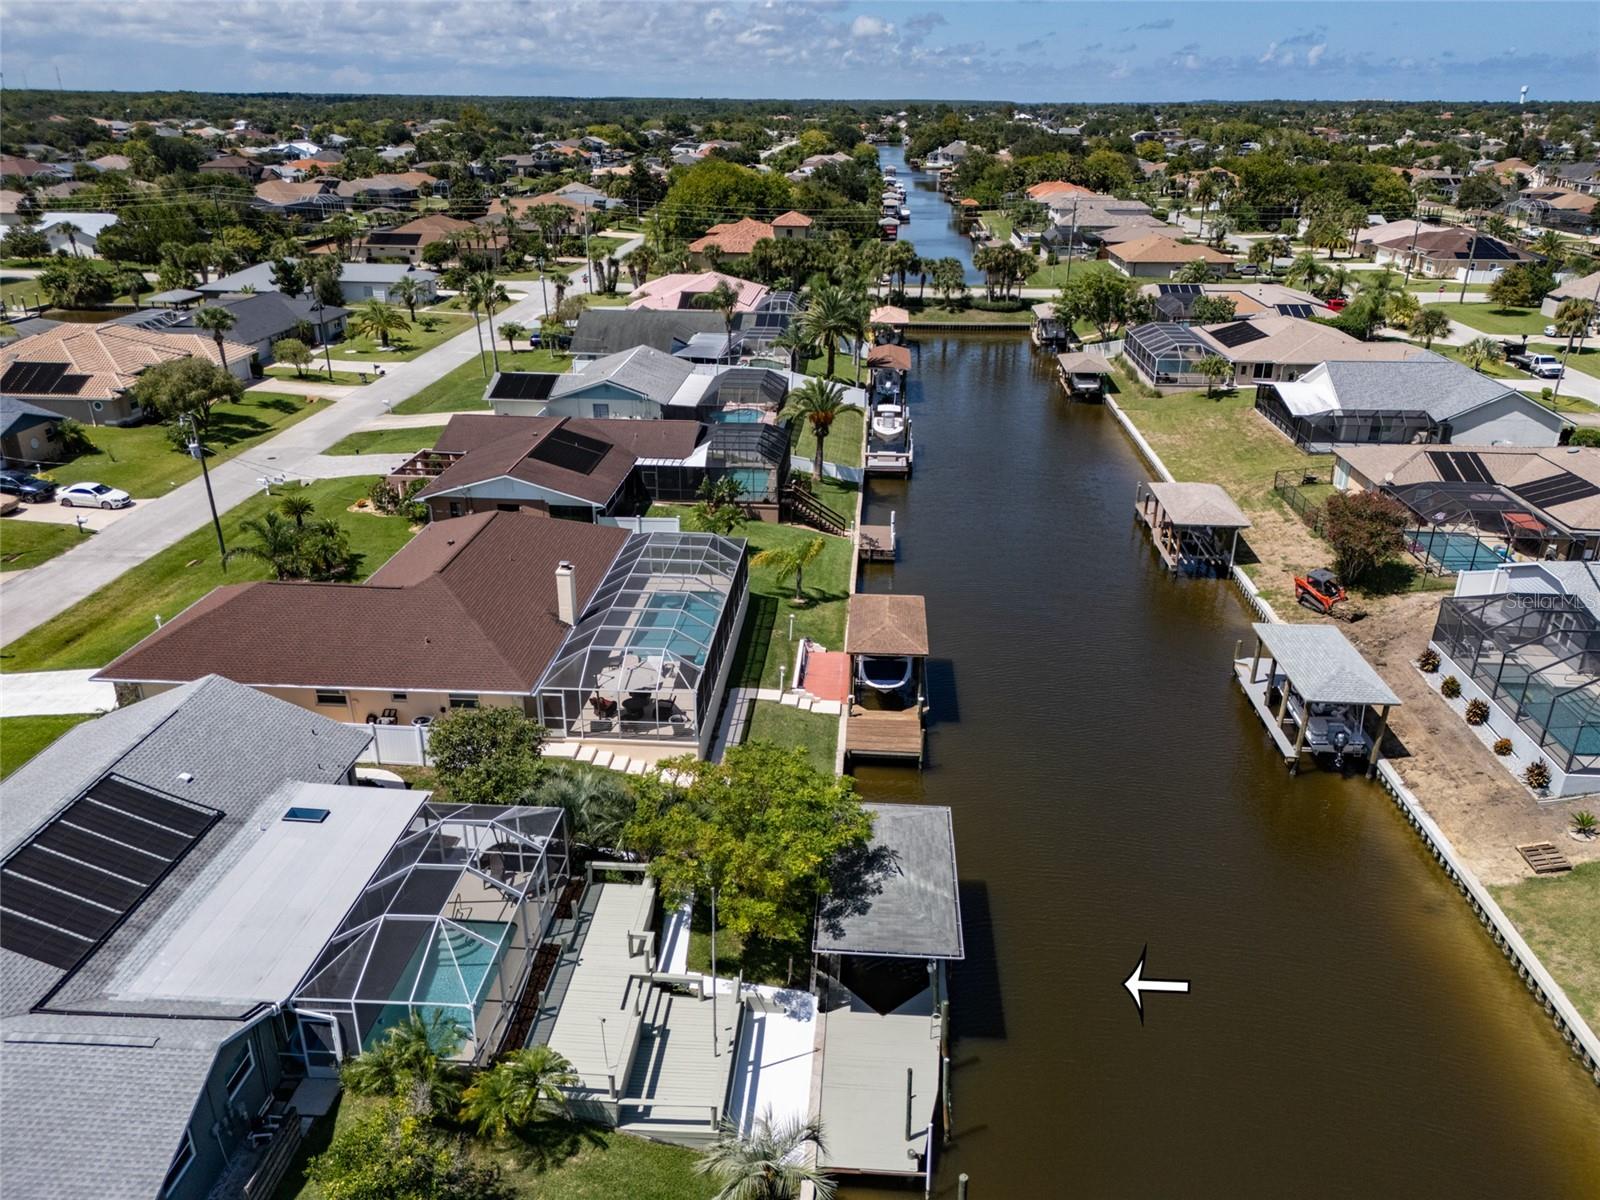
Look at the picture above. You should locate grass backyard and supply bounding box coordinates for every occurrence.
[1490,861,1600,1031]
[0,714,98,779]
[1024,257,1118,290]
[42,393,323,498]
[264,364,371,386]
[328,312,475,361]
[273,1094,712,1200]
[745,700,839,774]
[1426,303,1549,337]
[790,405,864,469]
[393,349,570,414]
[324,424,447,455]
[903,302,1032,325]
[728,520,853,691]
[0,520,92,571]
[0,476,415,673]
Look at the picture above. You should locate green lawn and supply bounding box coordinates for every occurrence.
[392,349,571,415]
[43,393,322,498]
[1409,280,1492,295]
[0,519,92,571]
[1426,303,1549,337]
[273,1094,713,1200]
[0,714,98,779]
[903,301,1033,325]
[1429,343,1522,379]
[1527,343,1600,382]
[727,520,853,690]
[1024,257,1118,290]
[745,700,839,775]
[264,365,370,387]
[979,211,1013,242]
[0,476,416,673]
[324,424,448,455]
[328,312,475,362]
[790,405,864,469]
[1491,860,1600,1031]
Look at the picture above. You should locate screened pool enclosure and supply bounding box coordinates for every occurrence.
[1124,323,1213,388]
[536,532,748,748]
[1432,593,1600,774]
[290,803,568,1066]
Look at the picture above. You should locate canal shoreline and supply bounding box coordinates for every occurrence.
[1103,391,1600,1085]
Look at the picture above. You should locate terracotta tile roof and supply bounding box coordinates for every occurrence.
[1,324,254,401]
[1026,180,1095,200]
[688,217,775,255]
[772,210,813,227]
[1108,234,1233,264]
[627,272,769,312]
[96,512,630,693]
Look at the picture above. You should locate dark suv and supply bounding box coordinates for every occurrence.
[0,471,58,503]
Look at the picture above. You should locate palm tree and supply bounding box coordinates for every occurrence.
[1533,228,1566,263]
[1195,354,1232,397]
[1460,335,1500,372]
[534,765,636,849]
[1553,296,1597,375]
[390,275,422,320]
[119,269,148,309]
[222,511,304,580]
[695,1109,835,1200]
[278,493,316,529]
[752,536,827,604]
[1284,252,1325,294]
[463,272,510,372]
[1482,214,1515,243]
[772,324,819,374]
[1385,289,1420,330]
[352,300,411,350]
[789,378,845,482]
[498,321,527,352]
[1411,306,1451,348]
[697,280,740,353]
[1319,265,1354,302]
[800,284,859,380]
[1173,257,1215,285]
[193,306,238,376]
[54,221,83,257]
[458,1046,577,1139]
[341,1011,468,1116]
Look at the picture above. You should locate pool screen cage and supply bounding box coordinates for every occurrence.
[1124,323,1213,387]
[707,421,792,502]
[1433,593,1600,773]
[1385,480,1575,572]
[536,532,747,744]
[290,803,569,1066]
[1254,387,1439,449]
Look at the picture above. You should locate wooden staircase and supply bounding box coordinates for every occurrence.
[782,478,849,536]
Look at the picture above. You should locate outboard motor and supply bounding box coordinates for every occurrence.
[1331,727,1349,771]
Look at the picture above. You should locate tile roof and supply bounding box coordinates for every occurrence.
[1336,444,1600,531]
[688,217,775,255]
[772,210,813,227]
[846,593,929,656]
[627,272,769,312]
[1194,315,1426,365]
[96,513,630,694]
[1025,180,1096,200]
[1108,233,1233,264]
[1,324,254,401]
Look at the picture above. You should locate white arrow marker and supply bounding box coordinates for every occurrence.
[1123,945,1189,1024]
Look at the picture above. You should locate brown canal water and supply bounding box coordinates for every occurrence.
[849,334,1600,1197]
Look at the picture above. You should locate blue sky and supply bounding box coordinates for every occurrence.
[2,1,1596,103]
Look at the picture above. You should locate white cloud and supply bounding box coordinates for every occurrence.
[1307,43,1327,67]
[850,14,894,38]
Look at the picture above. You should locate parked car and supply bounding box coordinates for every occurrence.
[0,471,57,503]
[1544,324,1559,338]
[58,481,132,509]
[1522,354,1564,380]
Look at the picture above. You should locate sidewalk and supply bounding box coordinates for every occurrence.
[0,283,577,643]
[1,670,115,716]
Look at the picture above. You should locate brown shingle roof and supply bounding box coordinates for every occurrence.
[846,594,929,657]
[417,415,637,506]
[1108,234,1233,265]
[96,512,630,693]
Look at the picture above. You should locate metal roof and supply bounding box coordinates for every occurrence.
[1251,623,1401,707]
[813,803,963,959]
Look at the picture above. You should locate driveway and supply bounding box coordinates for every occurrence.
[0,282,579,643]
[3,502,139,531]
[1,669,115,716]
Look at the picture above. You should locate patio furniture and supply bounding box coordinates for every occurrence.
[379,708,399,725]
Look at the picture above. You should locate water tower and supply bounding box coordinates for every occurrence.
[1520,85,1529,105]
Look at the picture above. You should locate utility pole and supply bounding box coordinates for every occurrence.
[1064,195,1080,283]
[183,414,228,568]
[313,301,333,379]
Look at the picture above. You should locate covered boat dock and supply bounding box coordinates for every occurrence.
[1136,481,1251,575]
[1055,351,1111,399]
[1234,622,1401,774]
[1032,302,1074,351]
[844,594,929,765]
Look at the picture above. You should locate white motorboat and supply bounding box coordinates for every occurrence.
[857,654,914,693]
[898,204,911,222]
[871,402,907,442]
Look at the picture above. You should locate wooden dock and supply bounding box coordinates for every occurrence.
[858,520,896,562]
[845,706,924,763]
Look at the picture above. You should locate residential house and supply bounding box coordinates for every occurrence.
[119,293,350,362]
[688,217,775,265]
[97,513,751,760]
[551,181,613,209]
[28,212,119,258]
[0,323,254,425]
[197,154,261,181]
[1542,270,1600,318]
[0,675,574,1200]
[772,210,813,239]
[923,141,969,169]
[569,308,728,361]
[1254,355,1568,451]
[1105,233,1233,279]
[1365,224,1534,280]
[1026,180,1096,203]
[0,188,27,228]
[1531,161,1600,194]
[0,395,64,468]
[336,171,440,206]
[1140,281,1333,323]
[627,271,769,313]
[197,260,439,306]
[88,153,133,172]
[357,214,502,265]
[1122,316,1423,391]
[251,179,348,219]
[0,154,69,181]
[1507,188,1596,233]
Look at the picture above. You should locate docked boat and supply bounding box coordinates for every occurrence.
[898,204,911,223]
[871,401,907,441]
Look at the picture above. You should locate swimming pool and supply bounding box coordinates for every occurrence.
[624,591,722,664]
[360,919,511,1049]
[711,408,763,423]
[1408,528,1511,573]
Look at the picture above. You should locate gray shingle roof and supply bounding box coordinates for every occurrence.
[814,804,963,959]
[1315,355,1519,421]
[552,344,694,405]
[569,308,724,357]
[1252,623,1402,706]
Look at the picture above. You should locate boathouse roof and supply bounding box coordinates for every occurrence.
[1251,623,1401,707]
[846,594,928,656]
[814,803,963,960]
[1148,481,1251,529]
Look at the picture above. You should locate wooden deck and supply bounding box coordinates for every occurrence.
[864,449,913,476]
[1233,660,1299,762]
[617,984,741,1143]
[845,706,924,762]
[858,523,896,562]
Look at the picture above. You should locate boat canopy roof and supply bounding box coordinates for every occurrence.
[847,593,929,656]
[814,803,963,959]
[1148,481,1251,529]
[1251,622,1401,707]
[1055,352,1112,375]
[867,344,912,372]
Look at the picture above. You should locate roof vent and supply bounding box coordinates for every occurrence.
[176,771,194,783]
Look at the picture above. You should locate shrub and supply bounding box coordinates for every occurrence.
[428,707,548,806]
[368,478,402,515]
[1417,648,1440,673]
[1465,698,1490,725]
[968,297,1028,313]
[1572,810,1597,836]
[1570,427,1600,448]
[1320,490,1409,587]
[1493,737,1513,756]
[1440,675,1462,699]
[1522,758,1552,790]
[55,417,94,457]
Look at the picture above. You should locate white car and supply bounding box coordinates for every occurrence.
[1544,324,1559,338]
[58,481,132,509]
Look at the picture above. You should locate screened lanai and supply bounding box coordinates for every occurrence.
[1387,480,1574,573]
[1433,593,1600,773]
[1124,323,1213,388]
[536,532,748,747]
[290,803,568,1066]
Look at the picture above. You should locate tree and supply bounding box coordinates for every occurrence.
[696,279,741,348]
[1053,269,1139,343]
[390,274,423,319]
[130,355,243,435]
[1384,289,1420,330]
[532,764,636,850]
[752,536,827,603]
[273,337,314,377]
[931,256,967,305]
[308,1099,511,1200]
[270,257,305,299]
[1487,262,1558,308]
[1411,306,1451,347]
[696,1110,835,1200]
[1174,257,1215,285]
[37,257,114,309]
[497,321,526,352]
[1189,296,1237,325]
[1460,335,1501,372]
[1456,174,1504,212]
[458,1046,577,1140]
[427,706,546,806]
[789,377,847,483]
[193,305,239,376]
[53,221,84,258]
[1320,489,1408,587]
[624,742,873,945]
[352,299,412,349]
[1283,252,1325,294]
[800,283,860,380]
[692,475,747,535]
[1553,296,1597,373]
[118,268,148,309]
[224,497,363,581]
[340,1010,467,1104]
[1195,354,1232,397]
[224,511,303,579]
[1247,239,1275,273]
[462,272,510,372]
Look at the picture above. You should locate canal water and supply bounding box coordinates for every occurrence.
[852,334,1600,1196]
[878,145,983,286]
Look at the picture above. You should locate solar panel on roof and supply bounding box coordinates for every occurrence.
[1209,321,1268,348]
[1157,283,1202,296]
[1513,473,1600,508]
[487,372,558,402]
[531,426,610,474]
[1448,451,1490,484]
[2,361,85,396]
[0,775,218,973]
[1274,304,1316,319]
